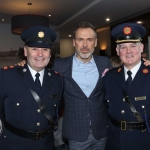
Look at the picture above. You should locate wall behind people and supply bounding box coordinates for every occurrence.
[0,23,60,52]
[60,37,75,58]
[0,23,60,67]
[97,27,111,56]
[0,24,24,52]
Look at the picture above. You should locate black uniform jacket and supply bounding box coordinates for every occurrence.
[0,64,63,150]
[104,62,150,150]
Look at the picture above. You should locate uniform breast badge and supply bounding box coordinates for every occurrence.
[135,96,146,101]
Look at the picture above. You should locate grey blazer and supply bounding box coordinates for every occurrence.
[52,55,111,141]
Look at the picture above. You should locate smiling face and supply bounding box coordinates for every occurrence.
[24,46,51,72]
[116,42,143,70]
[73,28,97,63]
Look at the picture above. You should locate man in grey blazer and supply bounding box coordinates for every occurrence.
[52,22,111,150]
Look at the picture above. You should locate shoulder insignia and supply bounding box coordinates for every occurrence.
[9,65,14,68]
[142,69,148,74]
[118,68,121,72]
[3,65,21,70]
[3,66,8,70]
[54,71,62,76]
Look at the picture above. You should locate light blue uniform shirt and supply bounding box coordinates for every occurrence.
[72,54,99,98]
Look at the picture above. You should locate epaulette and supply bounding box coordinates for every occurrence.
[3,65,14,70]
[117,67,122,73]
[2,65,22,70]
[54,71,62,76]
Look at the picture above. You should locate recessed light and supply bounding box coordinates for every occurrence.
[69,35,71,37]
[2,19,4,21]
[48,15,51,17]
[106,18,110,21]
[137,21,142,24]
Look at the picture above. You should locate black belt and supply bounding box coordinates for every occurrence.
[5,121,53,140]
[110,117,148,130]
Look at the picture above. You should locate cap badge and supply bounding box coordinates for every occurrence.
[123,26,132,35]
[118,68,121,72]
[38,31,45,38]
[142,69,148,74]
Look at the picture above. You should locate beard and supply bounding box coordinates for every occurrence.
[75,48,94,59]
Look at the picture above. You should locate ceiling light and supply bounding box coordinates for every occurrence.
[2,19,4,22]
[69,35,71,37]
[48,15,51,17]
[106,18,110,21]
[137,21,142,24]
[11,2,49,34]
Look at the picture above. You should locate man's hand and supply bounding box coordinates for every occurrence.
[143,58,150,66]
[18,60,26,66]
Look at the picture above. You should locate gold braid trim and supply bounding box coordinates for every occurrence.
[116,39,141,43]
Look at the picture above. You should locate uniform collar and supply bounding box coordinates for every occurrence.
[124,61,141,80]
[27,64,44,84]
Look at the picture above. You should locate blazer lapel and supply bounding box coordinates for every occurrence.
[89,56,108,97]
[63,55,88,98]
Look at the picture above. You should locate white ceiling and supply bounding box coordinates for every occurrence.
[0,0,150,37]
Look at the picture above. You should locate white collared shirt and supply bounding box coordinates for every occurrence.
[27,64,44,85]
[124,61,141,81]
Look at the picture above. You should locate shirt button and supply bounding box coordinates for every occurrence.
[107,100,109,102]
[4,135,6,138]
[121,110,125,114]
[16,103,19,106]
[37,109,41,113]
[37,122,40,126]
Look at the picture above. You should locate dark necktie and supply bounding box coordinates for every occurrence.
[35,73,41,92]
[126,70,132,88]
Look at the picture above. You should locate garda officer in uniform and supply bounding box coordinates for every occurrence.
[0,26,63,150]
[104,23,150,150]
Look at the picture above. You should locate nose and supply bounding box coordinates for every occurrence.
[126,47,132,53]
[83,40,88,47]
[37,48,43,56]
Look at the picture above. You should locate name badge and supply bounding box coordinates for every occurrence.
[51,95,59,98]
[135,96,146,101]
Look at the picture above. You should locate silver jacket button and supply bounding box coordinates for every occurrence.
[37,109,41,113]
[37,122,40,126]
[121,110,125,114]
